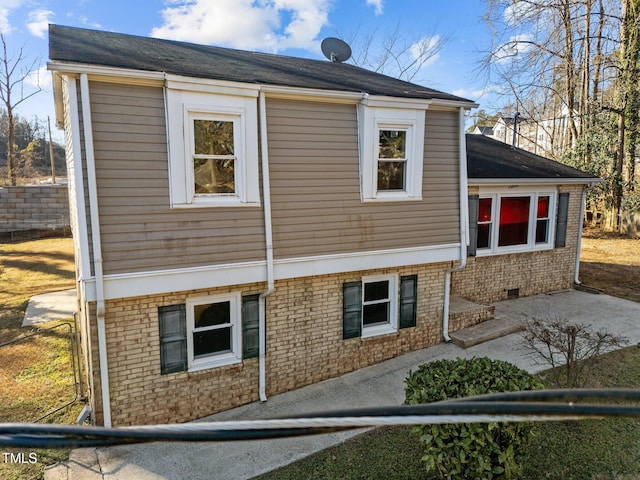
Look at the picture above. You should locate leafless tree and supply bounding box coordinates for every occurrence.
[339,23,450,82]
[0,33,43,186]
[522,316,628,387]
[478,0,621,157]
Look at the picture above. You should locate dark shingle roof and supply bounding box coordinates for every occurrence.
[48,25,472,103]
[466,134,599,181]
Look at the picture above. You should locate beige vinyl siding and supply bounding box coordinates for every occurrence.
[74,79,96,275]
[87,81,265,275]
[267,99,460,260]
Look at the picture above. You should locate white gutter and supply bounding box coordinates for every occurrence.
[79,74,112,427]
[442,107,470,342]
[574,181,598,284]
[258,90,274,402]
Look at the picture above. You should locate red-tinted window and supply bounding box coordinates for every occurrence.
[478,198,492,222]
[536,195,550,243]
[477,198,493,249]
[537,196,549,218]
[498,196,530,246]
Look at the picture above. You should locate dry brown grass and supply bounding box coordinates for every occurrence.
[580,227,640,302]
[0,237,75,341]
[0,237,79,480]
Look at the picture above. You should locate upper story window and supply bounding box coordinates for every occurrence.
[166,87,260,208]
[359,105,425,202]
[476,189,556,255]
[192,116,238,195]
[377,128,409,191]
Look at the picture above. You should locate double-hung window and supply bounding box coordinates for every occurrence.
[358,105,425,202]
[362,275,397,336]
[477,197,493,249]
[158,293,260,374]
[191,115,238,196]
[343,274,418,339]
[166,87,260,208]
[377,128,409,191]
[474,189,557,255]
[187,293,241,371]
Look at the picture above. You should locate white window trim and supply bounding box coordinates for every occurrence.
[358,106,425,202]
[166,89,260,208]
[186,292,242,372]
[476,187,557,256]
[361,273,398,338]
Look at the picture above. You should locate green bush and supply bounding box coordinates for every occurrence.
[405,357,544,479]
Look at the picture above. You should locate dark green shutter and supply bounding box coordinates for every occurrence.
[242,294,260,359]
[158,304,187,374]
[555,192,570,248]
[468,195,479,257]
[399,275,418,329]
[343,281,362,339]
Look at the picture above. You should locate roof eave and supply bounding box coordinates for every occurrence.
[430,98,479,110]
[469,177,603,186]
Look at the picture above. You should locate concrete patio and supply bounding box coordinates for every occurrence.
[46,289,640,480]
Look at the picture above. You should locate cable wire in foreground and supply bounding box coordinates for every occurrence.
[2,389,640,449]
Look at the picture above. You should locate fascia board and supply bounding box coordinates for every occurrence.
[469,177,602,186]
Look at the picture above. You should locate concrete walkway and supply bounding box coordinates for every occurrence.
[22,288,76,327]
[48,290,640,480]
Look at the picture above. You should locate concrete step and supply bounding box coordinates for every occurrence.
[449,295,495,331]
[449,316,525,349]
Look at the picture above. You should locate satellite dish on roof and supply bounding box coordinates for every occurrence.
[321,37,352,63]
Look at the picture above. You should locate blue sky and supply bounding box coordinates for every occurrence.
[2,0,501,141]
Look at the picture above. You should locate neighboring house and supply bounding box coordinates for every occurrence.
[489,115,516,145]
[49,25,599,427]
[471,125,494,136]
[488,107,578,158]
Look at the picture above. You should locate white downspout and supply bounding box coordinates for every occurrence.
[574,182,596,285]
[258,90,274,402]
[443,107,469,342]
[80,74,112,427]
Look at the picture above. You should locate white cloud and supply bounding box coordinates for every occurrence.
[453,85,503,100]
[27,9,53,38]
[452,87,486,100]
[494,33,533,63]
[366,0,383,15]
[25,65,51,89]
[0,0,25,33]
[409,35,441,68]
[150,0,332,53]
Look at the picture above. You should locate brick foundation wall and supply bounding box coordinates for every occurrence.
[0,185,69,233]
[452,184,584,304]
[85,263,447,426]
